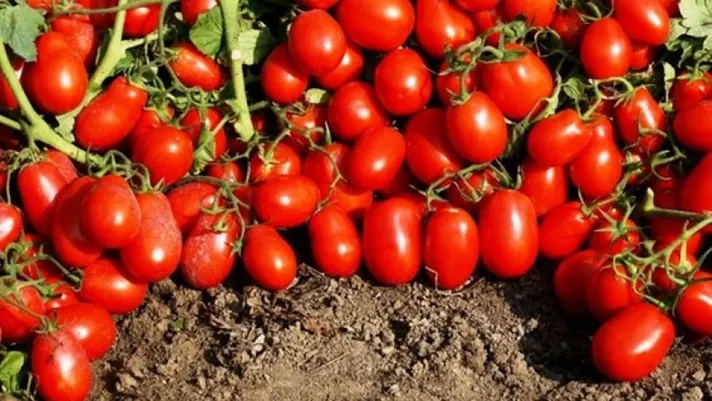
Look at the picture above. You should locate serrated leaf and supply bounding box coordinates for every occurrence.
[55,114,76,142]
[189,6,224,57]
[304,88,330,105]
[192,124,217,173]
[0,4,44,62]
[0,351,26,393]
[236,28,277,65]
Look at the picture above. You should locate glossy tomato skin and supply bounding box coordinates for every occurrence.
[243,225,297,291]
[0,57,22,110]
[446,91,508,163]
[630,44,656,71]
[347,126,407,190]
[676,272,712,337]
[591,303,675,382]
[673,100,712,151]
[436,60,478,106]
[81,175,141,249]
[478,190,539,279]
[260,44,310,104]
[589,218,641,255]
[424,207,479,290]
[131,105,174,139]
[455,0,500,11]
[527,109,590,167]
[405,108,463,185]
[0,285,46,344]
[180,212,239,289]
[0,203,23,251]
[249,142,302,183]
[327,82,389,141]
[670,72,712,111]
[551,8,585,48]
[132,126,194,185]
[502,0,556,27]
[446,170,495,214]
[315,41,364,90]
[297,0,340,9]
[473,7,503,46]
[288,10,346,76]
[680,154,712,231]
[580,18,632,79]
[123,5,161,37]
[52,303,116,361]
[181,0,218,27]
[252,175,320,229]
[538,202,596,260]
[44,279,80,311]
[415,0,475,59]
[480,44,554,120]
[586,265,642,322]
[31,331,92,401]
[120,192,183,283]
[308,206,362,277]
[180,107,227,159]
[282,104,326,154]
[169,42,224,91]
[51,14,99,69]
[374,49,433,116]
[167,182,217,233]
[22,32,88,115]
[19,159,69,237]
[554,250,608,318]
[519,159,568,217]
[336,0,415,52]
[363,198,423,286]
[613,0,670,46]
[80,258,148,314]
[46,150,79,183]
[613,87,667,154]
[570,118,623,199]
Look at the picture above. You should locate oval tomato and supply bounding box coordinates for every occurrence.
[288,10,346,76]
[446,170,495,214]
[570,118,623,199]
[31,331,92,401]
[181,0,218,27]
[673,100,712,151]
[436,60,478,106]
[46,150,79,183]
[580,18,632,79]
[455,0,500,11]
[52,303,116,361]
[315,41,364,90]
[374,48,433,116]
[80,258,148,314]
[347,126,406,190]
[249,142,302,183]
[445,91,508,163]
[613,87,667,154]
[415,0,475,59]
[613,0,670,46]
[180,212,239,289]
[551,8,585,48]
[131,105,174,139]
[630,44,656,71]
[132,126,194,185]
[80,175,141,249]
[327,82,389,142]
[472,7,503,46]
[18,159,69,237]
[242,225,297,291]
[169,42,224,91]
[676,272,712,337]
[405,108,463,185]
[308,206,362,277]
[527,109,590,167]
[670,72,712,111]
[519,159,568,217]
[538,202,596,260]
[180,107,227,159]
[0,203,23,251]
[424,207,479,290]
[167,182,217,233]
[502,0,556,27]
[554,250,608,318]
[0,284,46,344]
[252,175,320,228]
[260,44,310,104]
[336,0,415,52]
[586,265,642,322]
[44,279,80,311]
[124,5,161,37]
[680,153,712,231]
[51,14,99,69]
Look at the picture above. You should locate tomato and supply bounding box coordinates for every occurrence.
[0,285,46,344]
[131,105,174,140]
[336,0,415,52]
[308,206,362,277]
[673,100,712,151]
[446,170,495,214]
[327,82,389,142]
[591,303,675,382]
[252,175,319,228]
[124,5,161,37]
[120,192,182,283]
[181,0,218,27]
[261,44,310,104]
[282,104,326,154]
[538,202,596,260]
[51,14,99,69]
[659,0,680,16]
[362,198,423,285]
[551,8,585,48]
[0,56,22,110]
[436,60,478,106]
[206,161,249,203]
[44,278,79,311]
[580,18,632,79]
[502,0,556,27]
[75,77,148,150]
[472,7,503,46]
[630,44,656,71]
[20,234,62,280]
[315,41,364,90]
[445,91,507,163]
[613,87,667,154]
[570,118,623,199]
[415,0,475,59]
[589,217,641,256]
[405,108,463,185]
[166,182,217,233]
[18,159,69,237]
[169,42,225,91]
[132,126,194,185]
[455,0,500,12]
[80,258,148,314]
[554,250,608,318]
[424,207,479,290]
[22,32,88,115]
[650,217,703,257]
[77,0,116,28]
[52,303,116,361]
[46,150,79,183]
[676,272,712,337]
[671,72,712,111]
[347,126,406,190]
[680,154,712,231]
[527,109,590,167]
[180,107,227,159]
[374,48,433,116]
[478,190,538,279]
[480,44,554,120]
[242,225,297,291]
[180,212,239,289]
[288,10,346,76]
[586,265,642,322]
[249,142,302,183]
[519,159,568,217]
[32,330,92,401]
[379,166,418,197]
[613,0,670,46]
[0,203,23,251]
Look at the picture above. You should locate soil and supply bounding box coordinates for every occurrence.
[93,258,712,401]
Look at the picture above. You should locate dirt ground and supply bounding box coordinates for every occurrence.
[93,249,712,401]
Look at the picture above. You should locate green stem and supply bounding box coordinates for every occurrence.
[0,114,21,131]
[641,188,707,221]
[58,0,164,15]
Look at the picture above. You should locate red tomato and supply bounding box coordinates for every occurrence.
[436,60,478,106]
[480,44,554,120]
[252,175,320,228]
[44,279,79,311]
[673,100,712,152]
[124,5,161,37]
[260,44,310,104]
[167,182,217,233]
[554,250,608,318]
[31,331,92,401]
[519,159,568,217]
[27,0,54,11]
[378,166,418,197]
[569,118,623,198]
[374,48,433,116]
[22,32,88,115]
[181,0,218,27]
[180,212,239,289]
[249,142,302,183]
[347,126,407,190]
[502,0,556,27]
[527,109,590,167]
[538,202,596,260]
[676,272,712,337]
[0,203,23,251]
[336,0,415,52]
[613,87,667,154]
[327,82,389,142]
[80,175,141,249]
[362,198,423,285]
[132,126,194,185]
[46,150,79,183]
[586,265,642,322]
[445,91,507,163]
[472,7,503,46]
[297,0,340,8]
[591,303,675,382]
[78,0,116,28]
[0,56,22,110]
[51,14,99,69]
[52,303,116,361]
[455,0,500,11]
[446,170,495,214]
[0,285,46,344]
[169,42,225,91]
[308,206,362,277]
[405,108,463,185]
[131,105,174,139]
[288,10,346,76]
[180,107,227,159]
[589,218,641,255]
[659,0,680,16]
[282,104,326,154]
[20,234,62,280]
[478,190,538,279]
[424,207,479,290]
[18,159,69,237]
[630,44,656,71]
[242,225,297,291]
[120,192,182,283]
[415,0,475,59]
[315,41,364,90]
[613,0,670,46]
[671,72,712,111]
[80,258,148,315]
[650,217,703,257]
[680,153,712,230]
[580,18,632,79]
[551,8,585,48]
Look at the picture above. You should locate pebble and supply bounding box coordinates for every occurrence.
[682,387,704,401]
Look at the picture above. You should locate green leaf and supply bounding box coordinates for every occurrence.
[55,114,76,142]
[192,124,217,173]
[0,4,44,62]
[236,28,277,65]
[679,0,712,32]
[304,88,330,105]
[189,6,224,57]
[0,351,26,393]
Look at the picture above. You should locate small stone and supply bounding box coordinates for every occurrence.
[196,376,207,391]
[682,387,704,401]
[381,346,395,356]
[692,369,707,382]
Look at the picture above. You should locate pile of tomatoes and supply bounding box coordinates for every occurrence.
[0,0,711,399]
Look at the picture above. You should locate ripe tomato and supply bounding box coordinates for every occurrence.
[51,14,99,69]
[19,159,69,237]
[0,284,46,344]
[527,109,590,167]
[554,250,608,318]
[131,105,174,139]
[480,44,554,120]
[378,166,418,197]
[613,87,667,154]
[327,82,389,142]
[424,207,479,290]
[676,272,712,337]
[0,56,22,110]
[315,41,364,90]
[680,153,712,230]
[551,8,585,48]
[336,0,415,52]
[180,107,227,159]
[673,100,712,152]
[31,331,92,401]
[167,182,217,233]
[44,279,80,311]
[20,234,62,280]
[80,175,141,249]
[374,48,433,116]
[52,303,116,361]
[80,258,148,314]
[519,159,568,217]
[589,218,641,255]
[650,217,703,257]
[46,150,78,183]
[249,142,302,183]
[446,170,495,214]
[181,0,218,27]
[591,303,675,382]
[120,192,182,283]
[132,126,194,185]
[455,0,500,11]
[0,203,23,251]
[405,108,463,185]
[288,10,346,76]
[445,91,507,163]
[282,104,326,154]
[586,265,642,322]
[76,77,148,150]
[261,44,309,104]
[180,212,239,289]
[242,225,297,291]
[415,0,475,59]
[436,60,478,106]
[538,202,596,260]
[479,190,538,279]
[580,18,632,79]
[78,0,116,28]
[472,7,503,46]
[670,72,712,111]
[297,0,340,8]
[569,118,623,198]
[308,206,362,277]
[22,32,88,115]
[613,0,670,46]
[362,198,423,285]
[252,175,320,228]
[630,44,656,71]
[347,126,406,190]
[124,5,161,37]
[502,0,556,27]
[169,42,225,91]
